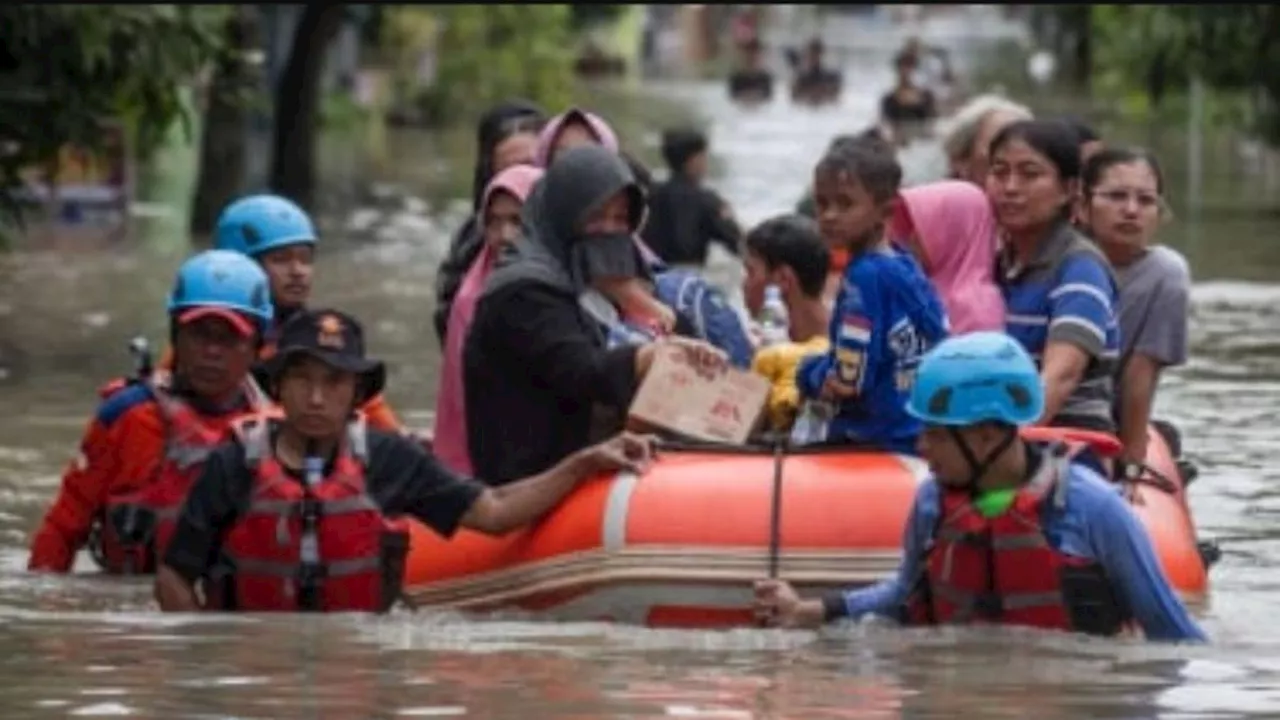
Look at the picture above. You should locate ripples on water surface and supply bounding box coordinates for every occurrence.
[3,53,1280,720]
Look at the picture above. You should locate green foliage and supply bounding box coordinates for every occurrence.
[1089,5,1280,143]
[0,5,227,227]
[570,5,626,31]
[429,5,574,125]
[320,91,372,134]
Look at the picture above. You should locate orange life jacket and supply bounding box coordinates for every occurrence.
[204,415,409,613]
[900,445,1130,636]
[92,372,270,574]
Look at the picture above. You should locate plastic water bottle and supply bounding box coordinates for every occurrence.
[758,284,790,348]
[790,399,834,446]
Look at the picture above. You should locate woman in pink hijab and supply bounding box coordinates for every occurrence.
[889,180,1005,334]
[535,107,620,167]
[433,164,545,474]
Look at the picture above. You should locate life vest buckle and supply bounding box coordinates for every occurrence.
[298,497,323,524]
[973,592,1004,619]
[297,561,328,585]
[107,504,157,545]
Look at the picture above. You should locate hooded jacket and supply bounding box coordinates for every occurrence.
[463,146,645,483]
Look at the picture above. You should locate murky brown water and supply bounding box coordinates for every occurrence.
[3,15,1280,717]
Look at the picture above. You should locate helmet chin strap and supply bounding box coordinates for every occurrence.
[947,425,1019,492]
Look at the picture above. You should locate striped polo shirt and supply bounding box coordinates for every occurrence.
[1000,221,1119,432]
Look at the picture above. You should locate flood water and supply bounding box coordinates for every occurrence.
[3,17,1280,718]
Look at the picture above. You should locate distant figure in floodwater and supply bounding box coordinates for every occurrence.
[789,38,842,106]
[879,50,938,146]
[728,38,774,105]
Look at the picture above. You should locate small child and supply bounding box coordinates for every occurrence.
[796,139,949,454]
[743,214,833,433]
[596,274,677,337]
[641,128,742,268]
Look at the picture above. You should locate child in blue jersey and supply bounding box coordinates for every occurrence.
[796,138,948,454]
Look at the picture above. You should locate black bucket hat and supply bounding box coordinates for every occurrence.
[259,308,387,401]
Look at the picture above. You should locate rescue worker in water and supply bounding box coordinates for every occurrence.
[753,331,1206,642]
[28,250,275,574]
[155,309,656,612]
[212,193,408,435]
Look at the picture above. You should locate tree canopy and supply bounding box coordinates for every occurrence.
[1083,5,1280,141]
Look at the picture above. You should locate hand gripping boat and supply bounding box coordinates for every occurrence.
[401,424,1211,627]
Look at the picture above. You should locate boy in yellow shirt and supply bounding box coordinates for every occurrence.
[742,215,833,432]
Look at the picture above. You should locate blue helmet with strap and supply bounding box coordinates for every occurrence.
[906,331,1044,427]
[213,194,317,258]
[166,250,274,332]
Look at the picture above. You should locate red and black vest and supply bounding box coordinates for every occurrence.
[901,445,1130,636]
[205,416,410,613]
[92,373,267,574]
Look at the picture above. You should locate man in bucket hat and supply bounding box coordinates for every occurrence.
[155,308,656,612]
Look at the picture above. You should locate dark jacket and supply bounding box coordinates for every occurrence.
[641,173,741,266]
[463,146,645,484]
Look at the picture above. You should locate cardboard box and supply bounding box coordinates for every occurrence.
[628,348,769,445]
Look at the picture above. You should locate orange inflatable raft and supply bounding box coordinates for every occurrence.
[402,425,1209,627]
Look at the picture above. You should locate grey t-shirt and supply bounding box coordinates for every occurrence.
[1116,245,1191,367]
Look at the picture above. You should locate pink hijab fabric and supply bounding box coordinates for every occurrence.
[534,108,620,167]
[893,180,1005,334]
[433,164,545,474]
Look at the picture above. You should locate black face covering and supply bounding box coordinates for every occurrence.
[572,232,644,285]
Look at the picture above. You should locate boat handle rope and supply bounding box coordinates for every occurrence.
[767,438,786,580]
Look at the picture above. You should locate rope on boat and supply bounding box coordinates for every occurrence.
[767,438,786,580]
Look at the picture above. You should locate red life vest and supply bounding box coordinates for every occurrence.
[92,372,269,574]
[901,445,1129,636]
[205,416,409,613]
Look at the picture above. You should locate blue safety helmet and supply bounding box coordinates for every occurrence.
[906,331,1044,427]
[166,250,275,332]
[213,194,317,258]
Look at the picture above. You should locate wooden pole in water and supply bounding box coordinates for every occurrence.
[1187,75,1204,216]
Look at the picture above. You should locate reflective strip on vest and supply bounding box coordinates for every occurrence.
[165,444,217,470]
[246,494,380,517]
[229,555,381,579]
[930,584,1067,623]
[933,527,1050,550]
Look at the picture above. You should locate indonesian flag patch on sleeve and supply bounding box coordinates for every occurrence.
[839,314,872,344]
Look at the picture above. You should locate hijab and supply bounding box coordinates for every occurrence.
[891,180,1005,333]
[435,164,545,474]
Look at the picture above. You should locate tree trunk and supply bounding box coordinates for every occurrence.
[189,7,261,238]
[269,5,346,212]
[1070,5,1092,93]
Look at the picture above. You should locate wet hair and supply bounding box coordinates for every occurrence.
[746,214,830,298]
[941,94,1032,162]
[988,119,1083,182]
[825,133,860,152]
[660,128,708,172]
[1082,147,1165,195]
[815,138,902,202]
[857,125,893,145]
